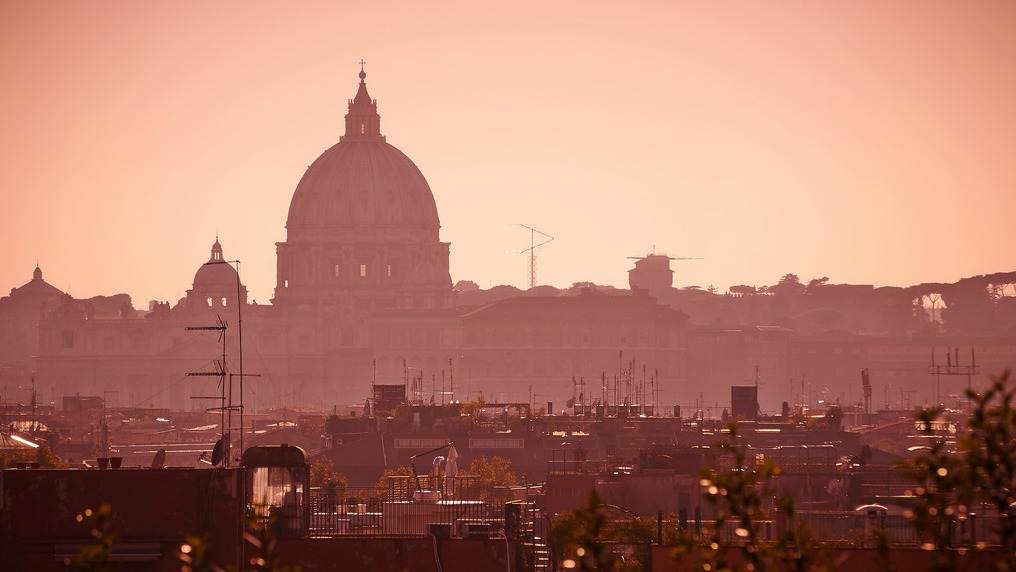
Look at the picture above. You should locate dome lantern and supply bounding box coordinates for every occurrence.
[341,62,384,143]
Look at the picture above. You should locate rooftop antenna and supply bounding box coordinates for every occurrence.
[186,255,258,466]
[928,346,980,409]
[519,225,554,289]
[861,368,872,423]
[626,248,703,262]
[187,315,229,465]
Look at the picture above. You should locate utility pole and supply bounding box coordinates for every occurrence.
[861,369,872,424]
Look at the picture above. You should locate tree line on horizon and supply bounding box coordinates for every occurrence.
[453,270,1016,337]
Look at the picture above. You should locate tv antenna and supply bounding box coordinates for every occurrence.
[519,224,554,289]
[185,258,259,467]
[626,246,702,262]
[928,346,979,408]
[187,315,230,465]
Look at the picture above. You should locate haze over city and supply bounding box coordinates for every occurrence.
[7,5,1016,571]
[2,1,1014,305]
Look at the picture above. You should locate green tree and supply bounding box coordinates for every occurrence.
[309,457,348,490]
[69,504,116,572]
[323,414,364,434]
[603,516,655,570]
[771,274,806,297]
[374,464,414,488]
[465,455,518,501]
[179,508,302,572]
[897,408,961,572]
[689,424,829,572]
[899,370,1016,571]
[374,465,415,500]
[0,443,66,469]
[960,370,1016,553]
[549,490,625,571]
[806,277,829,293]
[824,405,844,431]
[729,285,757,296]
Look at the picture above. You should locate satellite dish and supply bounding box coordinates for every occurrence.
[151,448,166,469]
[211,438,224,466]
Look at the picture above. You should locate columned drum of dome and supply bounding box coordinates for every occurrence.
[274,69,452,314]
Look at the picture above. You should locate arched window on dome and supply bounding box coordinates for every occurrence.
[221,297,228,308]
[206,297,213,308]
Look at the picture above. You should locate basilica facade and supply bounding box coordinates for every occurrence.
[0,69,690,415]
[4,69,1015,423]
[14,70,466,412]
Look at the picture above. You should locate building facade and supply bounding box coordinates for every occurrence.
[4,70,1009,417]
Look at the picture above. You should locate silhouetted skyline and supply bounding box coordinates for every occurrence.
[2,1,1014,305]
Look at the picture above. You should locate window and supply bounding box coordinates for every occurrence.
[387,264,392,277]
[61,330,74,349]
[334,264,341,278]
[360,264,367,278]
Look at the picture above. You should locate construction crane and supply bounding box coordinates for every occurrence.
[519,225,554,289]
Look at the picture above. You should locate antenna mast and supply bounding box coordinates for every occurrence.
[519,224,554,289]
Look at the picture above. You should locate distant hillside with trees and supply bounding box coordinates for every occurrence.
[454,271,1016,336]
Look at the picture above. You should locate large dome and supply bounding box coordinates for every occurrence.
[286,140,440,235]
[285,70,440,241]
[273,69,452,312]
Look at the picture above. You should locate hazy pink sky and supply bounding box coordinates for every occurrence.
[2,1,1014,305]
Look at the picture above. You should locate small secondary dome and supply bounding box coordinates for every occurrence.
[9,265,63,299]
[192,239,238,290]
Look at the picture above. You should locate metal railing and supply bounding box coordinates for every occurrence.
[643,511,1007,548]
[307,477,505,538]
[797,510,1005,547]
